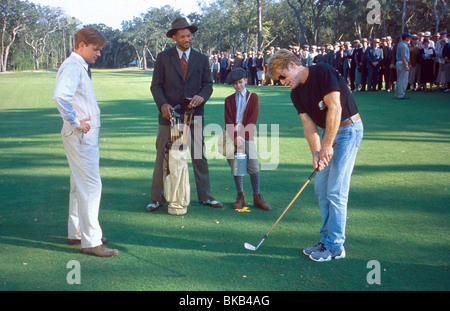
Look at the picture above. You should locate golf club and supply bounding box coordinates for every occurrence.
[244,168,318,251]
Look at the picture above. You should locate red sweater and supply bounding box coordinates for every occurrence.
[224,91,259,141]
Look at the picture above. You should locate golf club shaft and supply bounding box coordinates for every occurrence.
[264,168,318,238]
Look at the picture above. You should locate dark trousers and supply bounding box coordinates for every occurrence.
[361,68,368,91]
[250,68,257,85]
[220,68,228,84]
[349,66,356,90]
[367,65,379,91]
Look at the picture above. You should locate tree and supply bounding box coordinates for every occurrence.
[433,0,448,33]
[122,5,179,69]
[0,0,28,72]
[257,0,262,51]
[23,3,62,70]
[309,0,329,44]
[286,0,308,44]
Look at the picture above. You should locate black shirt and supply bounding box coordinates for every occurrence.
[291,63,358,129]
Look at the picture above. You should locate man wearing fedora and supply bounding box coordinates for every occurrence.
[366,38,383,92]
[147,17,223,214]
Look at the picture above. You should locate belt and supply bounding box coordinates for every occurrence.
[340,114,360,127]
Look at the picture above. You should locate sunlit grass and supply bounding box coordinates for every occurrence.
[0,69,449,291]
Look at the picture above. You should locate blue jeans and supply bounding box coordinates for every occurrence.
[315,118,363,251]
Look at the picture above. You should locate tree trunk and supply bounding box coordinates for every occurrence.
[257,0,262,52]
[401,0,406,33]
[287,0,307,45]
[0,24,23,72]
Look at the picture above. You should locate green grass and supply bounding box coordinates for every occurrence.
[0,68,449,292]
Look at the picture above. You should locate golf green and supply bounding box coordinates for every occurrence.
[0,69,448,292]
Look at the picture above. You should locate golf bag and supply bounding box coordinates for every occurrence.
[163,139,190,215]
[162,103,194,215]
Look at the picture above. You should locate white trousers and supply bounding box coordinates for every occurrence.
[62,123,103,248]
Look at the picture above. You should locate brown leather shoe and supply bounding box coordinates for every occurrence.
[81,244,119,257]
[68,237,107,245]
[232,192,245,210]
[253,193,272,211]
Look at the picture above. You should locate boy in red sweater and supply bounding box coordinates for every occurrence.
[224,68,272,211]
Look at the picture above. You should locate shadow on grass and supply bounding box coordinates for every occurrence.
[1,72,449,290]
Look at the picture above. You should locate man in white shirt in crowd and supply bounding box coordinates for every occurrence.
[53,27,119,257]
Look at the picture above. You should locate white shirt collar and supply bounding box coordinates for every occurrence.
[71,52,89,71]
[236,88,247,100]
[176,47,191,60]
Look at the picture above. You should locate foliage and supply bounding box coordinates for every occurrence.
[1,0,448,71]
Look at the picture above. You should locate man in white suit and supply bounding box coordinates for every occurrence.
[53,27,118,257]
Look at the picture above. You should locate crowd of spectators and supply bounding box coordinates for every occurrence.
[209,30,450,93]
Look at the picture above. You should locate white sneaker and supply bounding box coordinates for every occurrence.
[309,245,346,262]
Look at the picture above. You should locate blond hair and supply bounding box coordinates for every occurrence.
[268,48,301,80]
[75,27,107,49]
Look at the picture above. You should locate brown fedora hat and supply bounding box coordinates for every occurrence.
[166,17,198,38]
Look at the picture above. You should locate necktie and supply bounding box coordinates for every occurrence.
[87,67,92,79]
[182,52,188,64]
[237,92,244,124]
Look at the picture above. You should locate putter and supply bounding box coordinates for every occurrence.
[244,168,318,251]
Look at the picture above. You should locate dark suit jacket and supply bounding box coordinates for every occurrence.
[151,46,213,125]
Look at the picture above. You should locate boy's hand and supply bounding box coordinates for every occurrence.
[235,136,245,153]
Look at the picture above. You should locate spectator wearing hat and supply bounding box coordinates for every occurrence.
[148,17,223,213]
[299,44,310,66]
[234,52,244,69]
[419,38,436,92]
[264,50,274,85]
[224,68,272,211]
[381,36,394,92]
[358,38,369,91]
[418,32,425,45]
[306,45,318,67]
[349,40,359,91]
[366,38,383,92]
[342,42,353,88]
[395,32,411,99]
[333,42,344,76]
[314,46,326,64]
[325,43,335,67]
[421,31,435,49]
[443,38,450,92]
[409,35,422,91]
[220,53,230,84]
[353,42,363,92]
[435,31,448,90]
[211,55,221,83]
[389,36,401,91]
[244,51,252,85]
[256,52,264,86]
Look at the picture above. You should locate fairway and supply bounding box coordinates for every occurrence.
[0,69,449,292]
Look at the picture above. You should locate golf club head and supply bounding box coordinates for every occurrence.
[244,242,257,251]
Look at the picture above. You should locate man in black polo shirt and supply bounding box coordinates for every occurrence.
[269,49,363,262]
